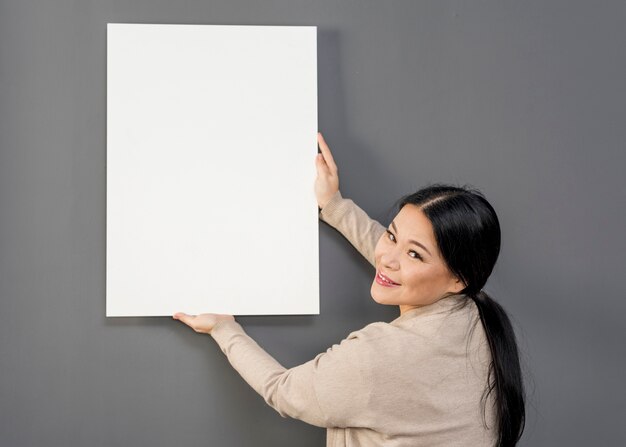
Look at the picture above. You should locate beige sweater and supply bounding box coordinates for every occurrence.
[210,190,497,446]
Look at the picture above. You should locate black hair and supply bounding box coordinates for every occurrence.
[395,183,525,447]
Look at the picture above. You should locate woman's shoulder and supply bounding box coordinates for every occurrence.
[334,321,399,347]
[390,295,481,333]
[318,321,412,364]
[335,319,433,358]
[328,297,484,358]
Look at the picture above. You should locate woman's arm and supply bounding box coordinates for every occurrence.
[319,190,386,267]
[209,318,382,428]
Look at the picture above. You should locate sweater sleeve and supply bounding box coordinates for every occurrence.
[318,190,387,267]
[210,318,382,429]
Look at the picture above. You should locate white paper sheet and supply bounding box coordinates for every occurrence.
[106,23,318,316]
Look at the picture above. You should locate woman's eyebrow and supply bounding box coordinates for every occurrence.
[390,221,432,256]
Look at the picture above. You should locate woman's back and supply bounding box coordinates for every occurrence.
[318,296,496,446]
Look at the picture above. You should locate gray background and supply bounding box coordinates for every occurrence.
[1,1,624,445]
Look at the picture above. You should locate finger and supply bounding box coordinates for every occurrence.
[317,132,338,173]
[317,133,336,171]
[315,153,331,175]
[173,312,196,327]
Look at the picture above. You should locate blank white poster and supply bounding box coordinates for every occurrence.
[106,23,318,316]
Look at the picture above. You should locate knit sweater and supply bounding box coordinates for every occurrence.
[210,190,497,446]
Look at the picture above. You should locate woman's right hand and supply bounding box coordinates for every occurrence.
[315,132,340,209]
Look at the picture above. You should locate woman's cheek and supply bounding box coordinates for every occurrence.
[373,239,383,260]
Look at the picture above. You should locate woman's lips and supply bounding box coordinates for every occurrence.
[375,271,400,287]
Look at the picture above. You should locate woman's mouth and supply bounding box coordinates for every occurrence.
[375,271,400,287]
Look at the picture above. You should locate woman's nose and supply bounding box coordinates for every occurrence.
[380,249,400,270]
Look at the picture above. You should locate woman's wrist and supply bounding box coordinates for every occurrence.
[320,190,342,212]
[210,316,237,334]
[320,190,341,211]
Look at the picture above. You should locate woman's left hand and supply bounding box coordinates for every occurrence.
[173,312,235,334]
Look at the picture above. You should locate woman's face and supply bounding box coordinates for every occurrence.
[371,204,464,311]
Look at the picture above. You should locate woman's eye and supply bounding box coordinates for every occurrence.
[409,251,422,260]
[387,230,422,261]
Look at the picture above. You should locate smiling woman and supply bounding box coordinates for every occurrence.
[174,132,526,447]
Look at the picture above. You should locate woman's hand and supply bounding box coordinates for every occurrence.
[173,312,235,334]
[315,132,340,209]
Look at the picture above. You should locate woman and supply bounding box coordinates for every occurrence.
[173,132,526,446]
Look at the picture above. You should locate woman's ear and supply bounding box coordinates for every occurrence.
[449,276,466,294]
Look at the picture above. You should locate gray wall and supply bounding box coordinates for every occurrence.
[1,1,624,445]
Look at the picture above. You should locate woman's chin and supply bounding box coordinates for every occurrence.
[370,283,387,304]
[371,294,398,307]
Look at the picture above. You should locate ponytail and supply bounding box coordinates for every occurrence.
[469,290,525,447]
